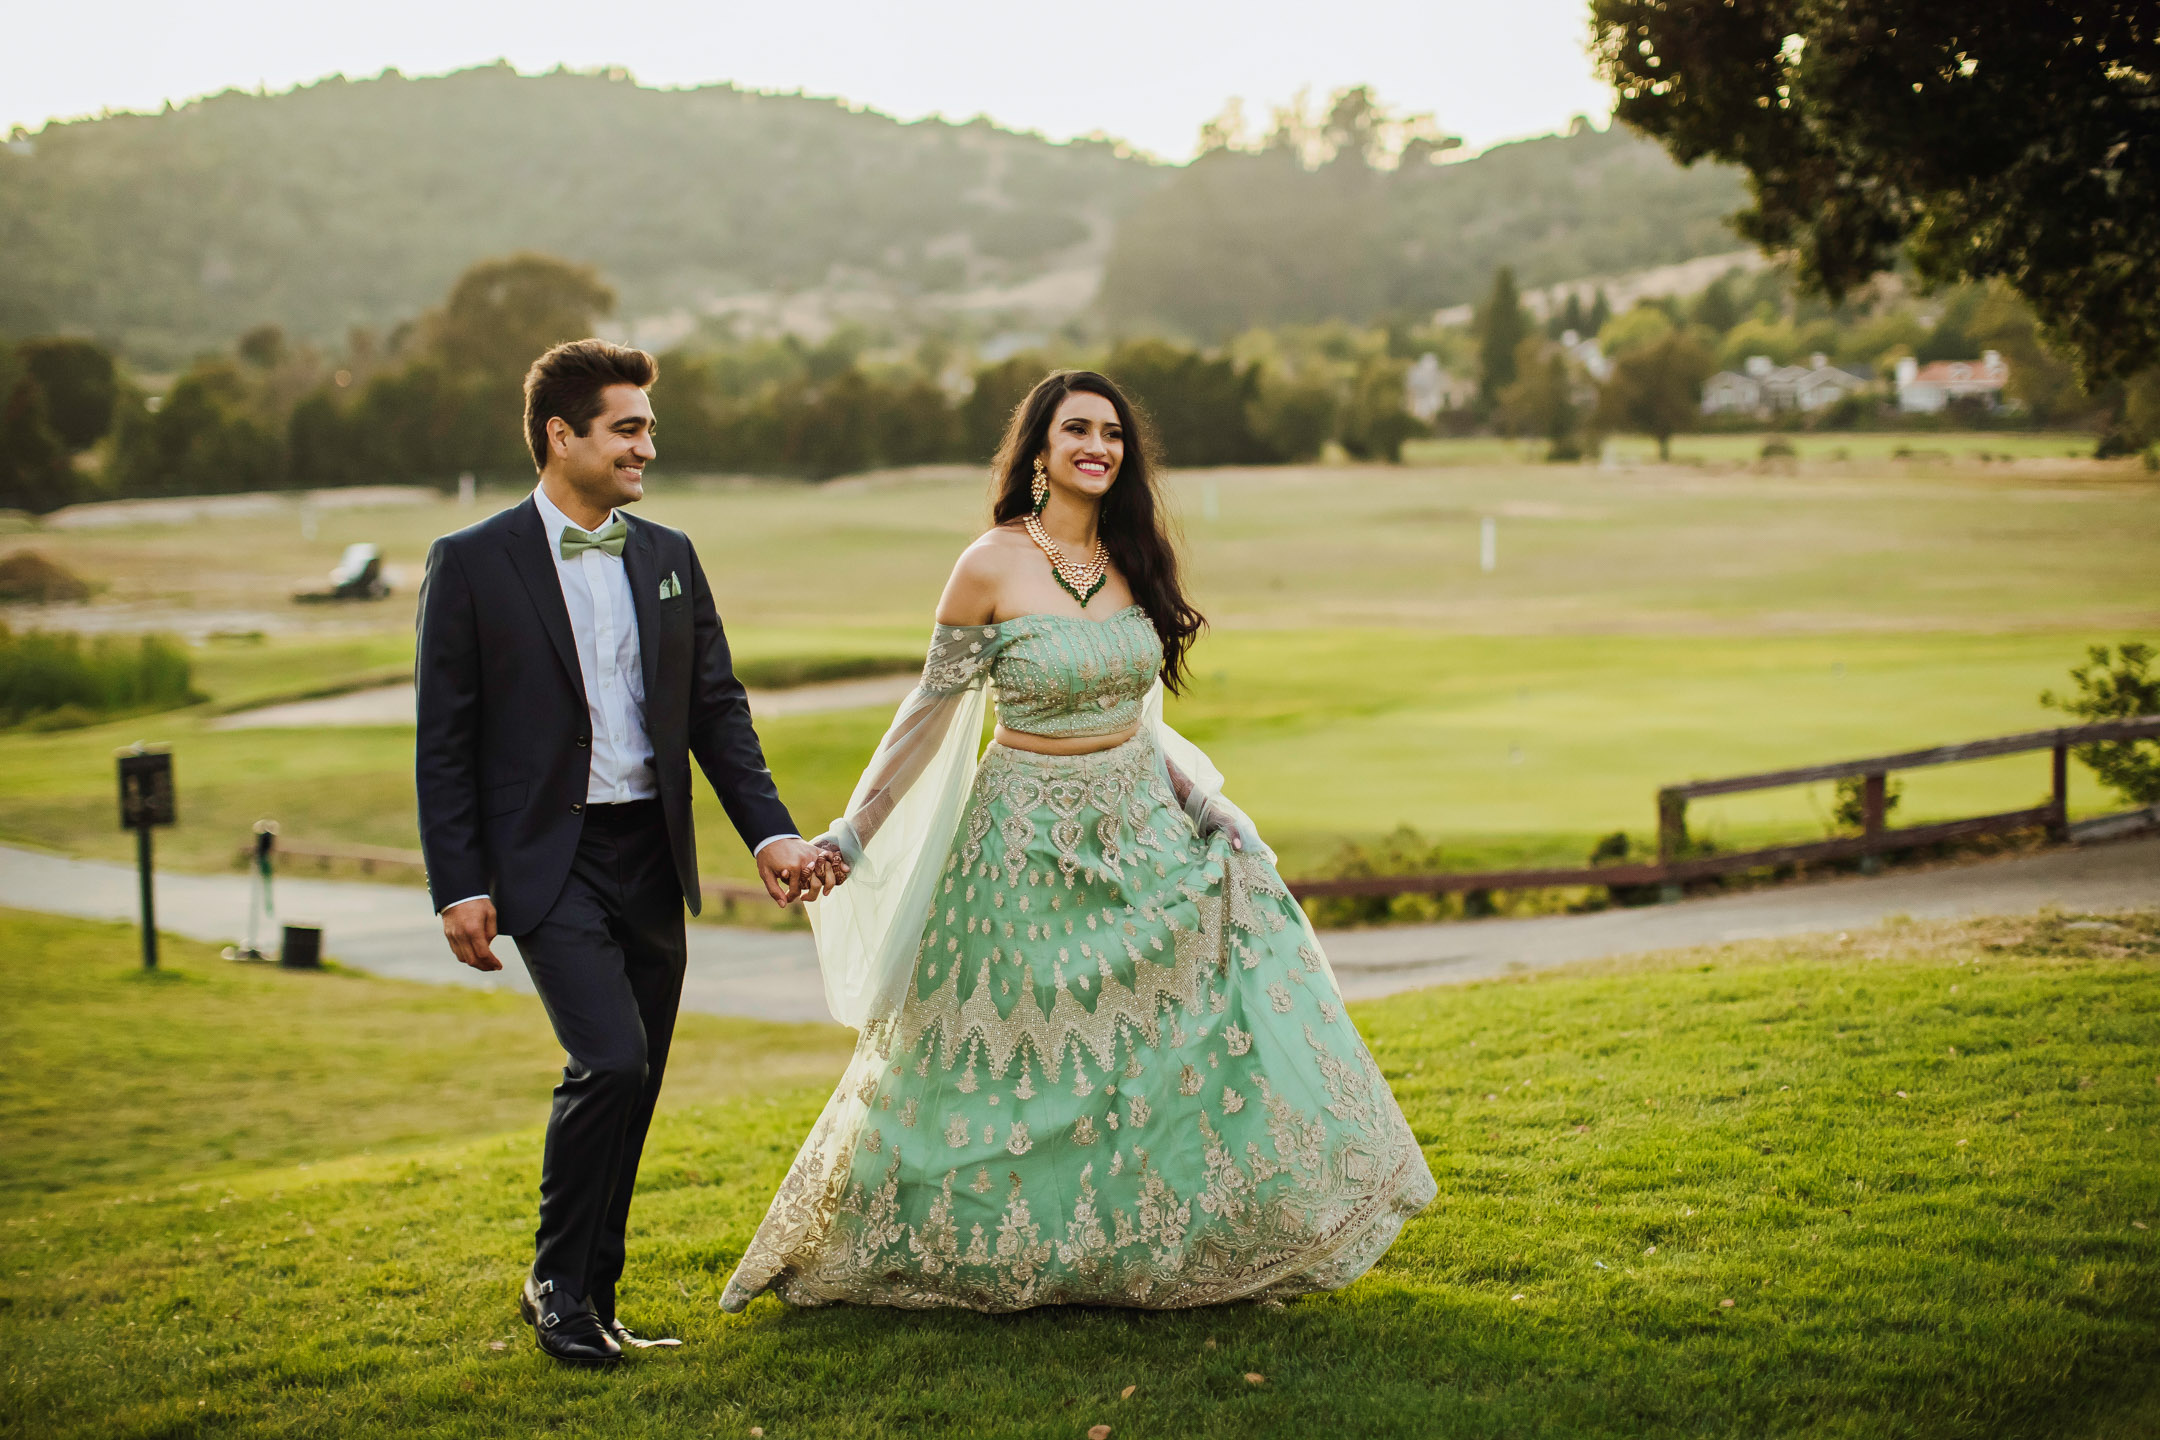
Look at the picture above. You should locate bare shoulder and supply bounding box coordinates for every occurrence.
[935,526,1029,626]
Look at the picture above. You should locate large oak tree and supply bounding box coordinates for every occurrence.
[1590,1,2160,381]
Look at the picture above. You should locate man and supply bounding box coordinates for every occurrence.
[414,339,843,1366]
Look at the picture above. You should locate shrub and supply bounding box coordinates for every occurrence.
[0,551,93,603]
[0,625,203,729]
[1587,829,1660,906]
[1831,773,1903,832]
[1302,824,1454,928]
[2041,643,2160,805]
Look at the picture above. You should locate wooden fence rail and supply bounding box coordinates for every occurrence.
[240,716,2160,910]
[1286,715,2160,904]
[240,836,780,908]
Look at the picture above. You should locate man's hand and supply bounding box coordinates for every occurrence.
[757,837,848,906]
[442,896,502,971]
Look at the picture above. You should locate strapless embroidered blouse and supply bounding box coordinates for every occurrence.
[924,605,1163,739]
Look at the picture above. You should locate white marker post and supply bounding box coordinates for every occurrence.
[1480,516,1497,573]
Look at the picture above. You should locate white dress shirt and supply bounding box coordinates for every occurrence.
[533,484,658,804]
[437,487,795,915]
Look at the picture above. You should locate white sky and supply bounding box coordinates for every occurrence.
[6,0,1617,161]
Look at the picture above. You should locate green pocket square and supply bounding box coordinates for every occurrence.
[659,571,681,600]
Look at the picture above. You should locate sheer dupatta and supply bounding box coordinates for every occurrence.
[808,623,1006,1028]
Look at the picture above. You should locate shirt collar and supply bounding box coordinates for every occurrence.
[532,484,620,551]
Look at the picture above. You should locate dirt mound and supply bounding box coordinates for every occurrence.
[0,551,92,603]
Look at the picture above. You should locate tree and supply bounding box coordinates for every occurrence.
[1496,336,1580,458]
[1338,354,1425,462]
[431,253,616,382]
[110,362,283,495]
[1591,0,2160,383]
[1106,340,1271,467]
[17,338,117,451]
[1549,292,1588,340]
[1594,329,1712,459]
[1599,304,1676,358]
[0,377,78,513]
[2041,643,2160,804]
[1476,267,1529,403]
[1247,369,1339,463]
[1689,274,1742,334]
[960,355,1050,463]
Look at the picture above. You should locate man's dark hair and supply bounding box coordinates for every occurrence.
[522,339,657,472]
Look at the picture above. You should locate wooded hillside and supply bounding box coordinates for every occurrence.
[1101,119,1748,341]
[2,68,1751,365]
[0,64,1158,366]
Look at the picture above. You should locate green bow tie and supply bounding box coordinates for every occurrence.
[559,518,628,560]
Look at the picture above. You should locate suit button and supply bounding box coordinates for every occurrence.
[576,735,589,747]
[570,802,584,814]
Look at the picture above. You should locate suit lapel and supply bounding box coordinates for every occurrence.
[502,497,586,703]
[622,515,663,704]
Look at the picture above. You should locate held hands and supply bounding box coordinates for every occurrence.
[441,896,503,971]
[757,836,851,907]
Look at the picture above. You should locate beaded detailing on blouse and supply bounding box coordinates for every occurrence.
[988,606,1163,738]
[916,606,1164,739]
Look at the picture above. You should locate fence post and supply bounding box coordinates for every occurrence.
[2049,744,2070,841]
[1656,789,1686,903]
[1657,790,1686,866]
[1861,771,1887,874]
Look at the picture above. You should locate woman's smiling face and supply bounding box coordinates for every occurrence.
[1043,391,1123,501]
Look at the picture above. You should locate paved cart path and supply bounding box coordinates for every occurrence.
[0,844,828,1021]
[3,838,2153,1024]
[204,675,918,730]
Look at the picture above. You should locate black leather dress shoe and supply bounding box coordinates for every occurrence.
[519,1275,623,1367]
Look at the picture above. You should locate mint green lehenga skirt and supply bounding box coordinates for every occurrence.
[720,732,1436,1312]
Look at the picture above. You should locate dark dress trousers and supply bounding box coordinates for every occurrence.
[414,495,796,1311]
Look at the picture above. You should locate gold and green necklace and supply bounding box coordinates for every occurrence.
[1024,513,1110,607]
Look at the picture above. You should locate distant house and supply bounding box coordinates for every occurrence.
[1556,330,1612,382]
[1700,366,1764,415]
[1702,353,1869,417]
[1404,353,1478,421]
[1895,352,2009,412]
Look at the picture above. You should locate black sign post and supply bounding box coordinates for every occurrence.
[116,744,176,971]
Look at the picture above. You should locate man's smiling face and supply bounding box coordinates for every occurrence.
[552,383,657,513]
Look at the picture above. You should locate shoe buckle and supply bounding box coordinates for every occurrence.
[543,1312,560,1328]
[535,1279,554,1296]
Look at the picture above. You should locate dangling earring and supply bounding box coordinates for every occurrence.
[1030,455,1049,514]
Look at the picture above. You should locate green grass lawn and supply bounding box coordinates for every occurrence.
[0,630,2138,886]
[3,452,2154,889]
[2,906,2156,1438]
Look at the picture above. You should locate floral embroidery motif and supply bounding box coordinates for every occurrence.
[716,709,1434,1316]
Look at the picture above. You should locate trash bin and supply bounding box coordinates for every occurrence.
[280,925,323,969]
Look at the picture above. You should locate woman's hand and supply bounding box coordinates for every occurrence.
[1195,795,1261,854]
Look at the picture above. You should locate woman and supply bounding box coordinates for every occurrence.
[721,371,1434,1313]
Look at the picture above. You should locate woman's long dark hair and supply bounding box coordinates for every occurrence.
[989,369,1205,693]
